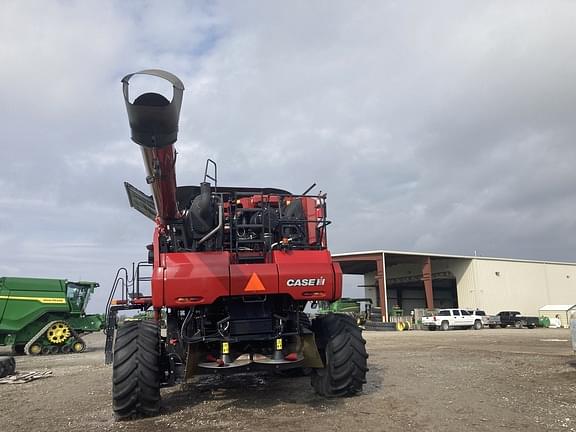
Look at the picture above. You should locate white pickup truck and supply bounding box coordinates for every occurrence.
[422,308,484,331]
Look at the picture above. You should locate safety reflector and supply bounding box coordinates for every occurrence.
[244,272,266,292]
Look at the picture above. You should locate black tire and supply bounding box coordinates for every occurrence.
[112,320,161,419]
[0,356,16,378]
[311,314,368,397]
[440,321,450,331]
[528,324,536,329]
[500,324,508,328]
[473,320,482,330]
[428,326,437,331]
[489,324,497,329]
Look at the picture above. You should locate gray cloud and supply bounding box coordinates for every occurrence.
[1,0,575,311]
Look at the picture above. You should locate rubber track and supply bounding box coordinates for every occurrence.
[112,320,160,419]
[311,313,368,397]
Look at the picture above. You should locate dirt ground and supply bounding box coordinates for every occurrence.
[1,328,575,432]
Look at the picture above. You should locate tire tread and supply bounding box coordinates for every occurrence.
[310,314,368,397]
[112,320,161,419]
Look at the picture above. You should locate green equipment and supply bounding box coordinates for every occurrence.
[315,298,373,324]
[0,277,103,355]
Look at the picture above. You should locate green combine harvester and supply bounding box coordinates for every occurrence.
[314,298,373,324]
[0,277,103,355]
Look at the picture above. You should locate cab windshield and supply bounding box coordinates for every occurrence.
[66,283,92,312]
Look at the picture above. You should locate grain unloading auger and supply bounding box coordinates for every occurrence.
[105,69,368,419]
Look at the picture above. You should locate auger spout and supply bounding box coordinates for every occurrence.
[121,69,184,223]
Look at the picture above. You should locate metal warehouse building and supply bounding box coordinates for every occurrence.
[334,250,576,321]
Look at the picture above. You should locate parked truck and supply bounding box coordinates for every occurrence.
[487,311,538,329]
[422,308,483,331]
[466,309,490,327]
[0,277,103,355]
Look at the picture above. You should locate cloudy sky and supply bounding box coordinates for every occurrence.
[1,1,576,311]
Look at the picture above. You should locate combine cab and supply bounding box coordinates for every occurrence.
[0,277,103,355]
[106,70,368,419]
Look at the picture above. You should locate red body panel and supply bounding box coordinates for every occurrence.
[273,250,336,301]
[332,262,343,300]
[230,264,279,296]
[153,249,340,307]
[160,252,231,307]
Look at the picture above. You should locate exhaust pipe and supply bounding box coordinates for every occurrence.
[121,69,185,223]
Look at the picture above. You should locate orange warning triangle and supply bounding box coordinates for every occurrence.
[244,272,266,292]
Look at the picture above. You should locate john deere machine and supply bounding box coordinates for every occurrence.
[106,70,368,419]
[314,298,373,325]
[0,277,103,355]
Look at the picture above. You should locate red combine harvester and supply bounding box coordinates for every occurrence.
[105,70,368,419]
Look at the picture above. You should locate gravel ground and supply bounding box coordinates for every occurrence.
[1,328,575,432]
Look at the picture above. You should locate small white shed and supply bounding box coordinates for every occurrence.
[539,305,576,328]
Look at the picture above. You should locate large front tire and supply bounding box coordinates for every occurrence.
[112,320,161,419]
[311,314,368,397]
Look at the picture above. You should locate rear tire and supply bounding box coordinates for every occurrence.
[473,320,482,330]
[311,314,368,397]
[440,321,450,331]
[112,320,161,419]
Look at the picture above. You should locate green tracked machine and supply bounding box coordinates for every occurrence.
[0,277,104,355]
[314,298,373,324]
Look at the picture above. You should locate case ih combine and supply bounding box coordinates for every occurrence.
[106,70,368,419]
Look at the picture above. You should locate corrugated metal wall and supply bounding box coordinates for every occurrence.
[470,260,576,316]
[357,254,576,317]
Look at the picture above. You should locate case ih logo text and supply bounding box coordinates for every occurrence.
[287,277,326,287]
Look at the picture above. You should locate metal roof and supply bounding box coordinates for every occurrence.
[332,249,576,266]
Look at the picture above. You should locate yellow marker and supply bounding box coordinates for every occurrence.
[276,338,283,350]
[222,342,229,354]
